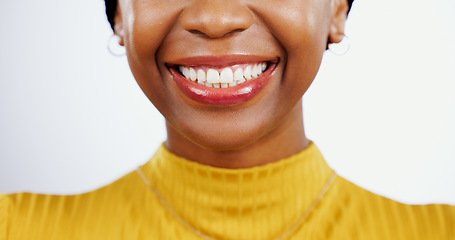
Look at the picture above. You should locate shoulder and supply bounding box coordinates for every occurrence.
[1,169,149,239]
[0,193,12,240]
[331,176,455,239]
[6,169,143,208]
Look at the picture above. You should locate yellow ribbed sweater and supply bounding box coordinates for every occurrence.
[1,143,454,239]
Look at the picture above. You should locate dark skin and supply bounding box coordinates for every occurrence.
[114,0,348,168]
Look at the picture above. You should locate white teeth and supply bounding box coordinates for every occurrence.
[189,68,197,81]
[197,69,206,82]
[180,66,190,79]
[178,62,268,88]
[257,64,263,76]
[252,65,259,78]
[220,68,233,83]
[207,69,220,83]
[244,66,252,80]
[234,68,243,82]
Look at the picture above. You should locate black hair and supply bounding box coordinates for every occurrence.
[105,0,354,32]
[105,0,117,31]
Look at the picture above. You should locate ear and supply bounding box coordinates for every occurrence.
[328,0,349,44]
[113,4,125,46]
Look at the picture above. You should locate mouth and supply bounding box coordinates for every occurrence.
[167,58,278,106]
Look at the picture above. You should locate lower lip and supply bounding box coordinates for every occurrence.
[170,63,277,106]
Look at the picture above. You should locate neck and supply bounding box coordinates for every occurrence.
[165,100,309,168]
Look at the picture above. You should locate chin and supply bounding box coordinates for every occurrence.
[196,131,263,152]
[174,116,272,152]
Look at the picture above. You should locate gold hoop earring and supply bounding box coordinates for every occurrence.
[107,34,125,57]
[328,36,351,56]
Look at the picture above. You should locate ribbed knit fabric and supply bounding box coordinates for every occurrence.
[1,143,454,239]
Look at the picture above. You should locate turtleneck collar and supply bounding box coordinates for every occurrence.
[139,142,334,239]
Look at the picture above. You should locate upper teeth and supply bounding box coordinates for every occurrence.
[178,63,268,88]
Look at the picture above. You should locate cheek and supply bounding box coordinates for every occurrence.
[125,3,179,66]
[121,1,183,106]
[253,1,330,98]
[251,0,330,53]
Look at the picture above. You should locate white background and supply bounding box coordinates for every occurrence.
[0,0,454,204]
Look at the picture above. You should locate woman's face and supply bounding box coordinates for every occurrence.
[115,0,347,151]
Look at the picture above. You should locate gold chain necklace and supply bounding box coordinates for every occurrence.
[136,168,337,240]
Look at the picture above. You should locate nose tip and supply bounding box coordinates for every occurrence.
[180,0,253,38]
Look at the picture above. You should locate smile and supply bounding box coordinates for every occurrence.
[167,56,278,106]
[178,62,268,88]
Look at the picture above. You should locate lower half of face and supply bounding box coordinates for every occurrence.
[119,0,332,151]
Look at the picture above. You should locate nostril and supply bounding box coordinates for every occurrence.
[188,29,206,36]
[230,28,246,35]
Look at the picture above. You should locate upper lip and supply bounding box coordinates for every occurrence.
[165,54,279,67]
